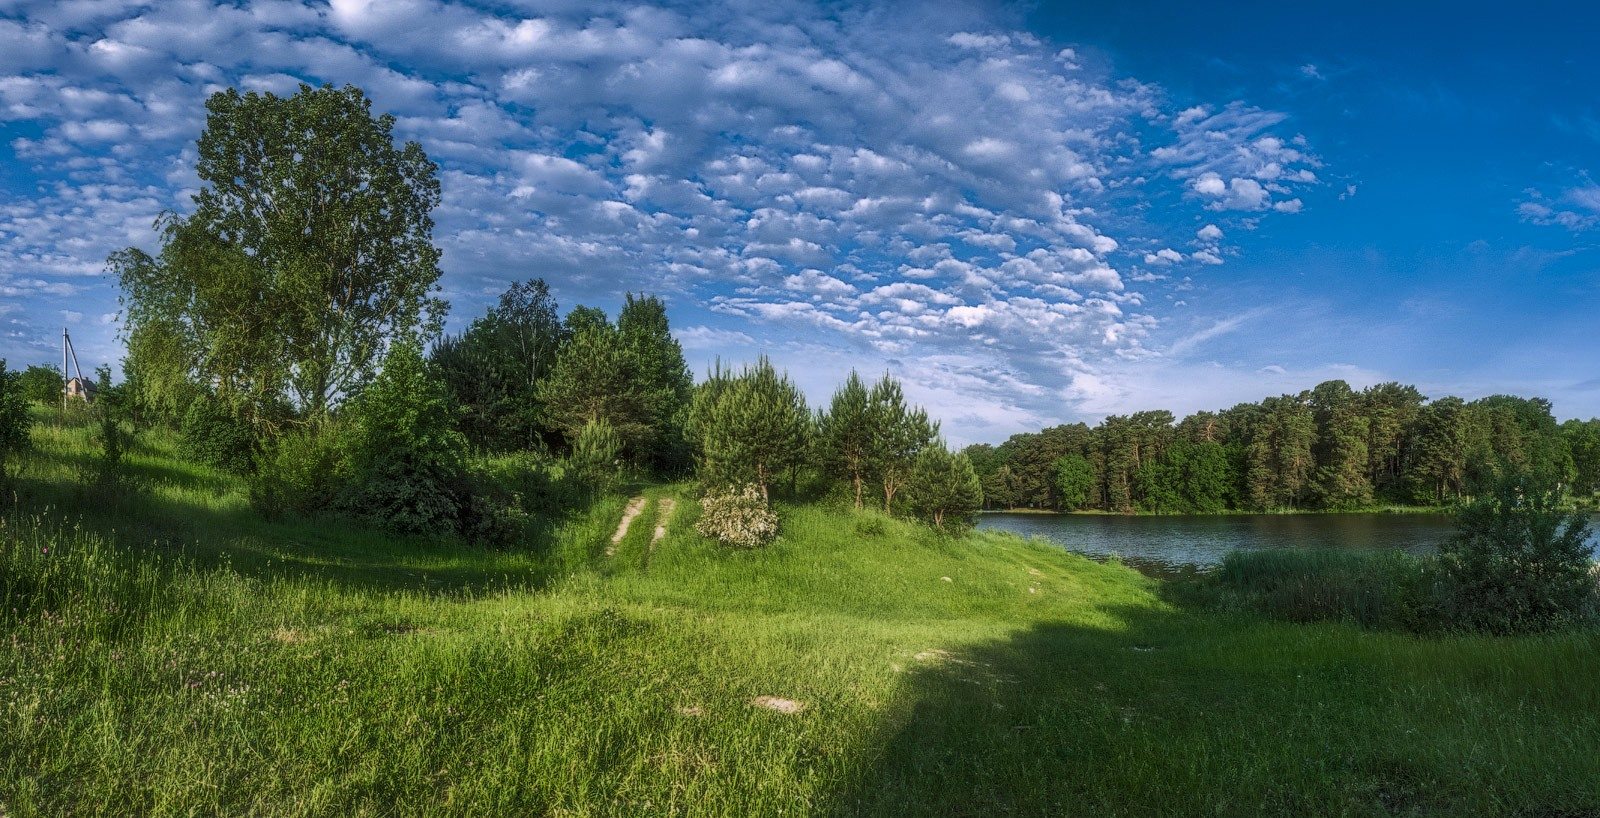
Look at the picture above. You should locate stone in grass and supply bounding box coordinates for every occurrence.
[750,695,805,714]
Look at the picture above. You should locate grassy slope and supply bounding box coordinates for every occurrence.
[3,417,1599,816]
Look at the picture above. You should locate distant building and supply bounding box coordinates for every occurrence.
[65,376,96,402]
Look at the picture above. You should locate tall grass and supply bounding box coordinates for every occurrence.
[3,416,1600,815]
[1208,549,1442,630]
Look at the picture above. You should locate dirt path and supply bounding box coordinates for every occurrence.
[606,497,647,557]
[650,499,676,548]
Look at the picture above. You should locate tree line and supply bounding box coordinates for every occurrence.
[965,380,1600,513]
[78,81,981,546]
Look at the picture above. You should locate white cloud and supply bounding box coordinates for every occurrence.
[0,0,1321,440]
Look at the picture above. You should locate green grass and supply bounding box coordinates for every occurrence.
[3,415,1600,816]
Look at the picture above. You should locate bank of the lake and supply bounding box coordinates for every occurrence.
[978,510,1600,575]
[4,422,1599,815]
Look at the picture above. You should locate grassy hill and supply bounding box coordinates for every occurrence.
[3,417,1599,816]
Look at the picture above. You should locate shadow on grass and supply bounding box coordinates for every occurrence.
[6,465,597,597]
[823,603,1600,817]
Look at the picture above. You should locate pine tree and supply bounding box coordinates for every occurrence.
[698,358,809,500]
[817,371,874,508]
[867,375,936,512]
[618,293,693,472]
[906,443,983,531]
[536,311,650,455]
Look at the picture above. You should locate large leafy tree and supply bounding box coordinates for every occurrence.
[817,371,874,508]
[114,83,444,425]
[1054,453,1096,512]
[0,361,28,476]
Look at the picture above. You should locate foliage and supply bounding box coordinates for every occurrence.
[817,371,875,508]
[1053,454,1095,512]
[112,82,444,424]
[569,418,623,491]
[617,293,693,472]
[0,362,28,477]
[335,339,468,535]
[18,365,63,406]
[695,357,809,500]
[867,374,936,512]
[536,311,651,455]
[248,423,349,519]
[1204,549,1443,631]
[87,366,131,487]
[963,378,1596,515]
[694,483,779,548]
[1437,475,1597,633]
[429,279,564,451]
[1564,418,1600,501]
[179,396,258,473]
[905,444,983,532]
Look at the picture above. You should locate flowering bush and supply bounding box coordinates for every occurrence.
[695,484,778,548]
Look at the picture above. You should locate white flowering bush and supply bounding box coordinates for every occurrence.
[695,484,778,548]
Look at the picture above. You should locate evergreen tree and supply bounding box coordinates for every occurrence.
[618,293,693,472]
[1309,380,1373,509]
[698,358,809,500]
[339,338,467,535]
[906,443,983,532]
[536,311,650,455]
[868,375,936,512]
[570,418,622,490]
[817,371,875,508]
[1361,382,1424,501]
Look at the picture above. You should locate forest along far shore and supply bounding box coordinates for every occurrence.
[963,383,1600,516]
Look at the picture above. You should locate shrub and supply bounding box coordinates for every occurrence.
[1437,476,1597,633]
[335,339,468,536]
[18,364,63,406]
[569,418,622,491]
[0,361,28,477]
[249,424,349,519]
[695,484,779,548]
[179,397,257,473]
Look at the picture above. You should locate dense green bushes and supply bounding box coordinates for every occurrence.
[179,397,257,473]
[1203,477,1597,634]
[0,362,28,477]
[1437,477,1597,633]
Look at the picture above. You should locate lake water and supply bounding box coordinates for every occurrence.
[977,511,1600,575]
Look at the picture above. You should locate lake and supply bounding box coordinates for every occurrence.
[977,511,1600,575]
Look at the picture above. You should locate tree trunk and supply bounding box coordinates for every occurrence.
[852,473,863,509]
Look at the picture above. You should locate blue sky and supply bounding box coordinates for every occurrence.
[1,0,1596,444]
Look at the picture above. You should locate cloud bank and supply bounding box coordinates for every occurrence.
[0,0,1323,441]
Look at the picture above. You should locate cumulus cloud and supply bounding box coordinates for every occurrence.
[1520,181,1600,230]
[0,0,1319,438]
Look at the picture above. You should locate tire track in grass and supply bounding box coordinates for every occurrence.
[606,497,647,558]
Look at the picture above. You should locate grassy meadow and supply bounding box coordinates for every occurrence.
[3,413,1599,816]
